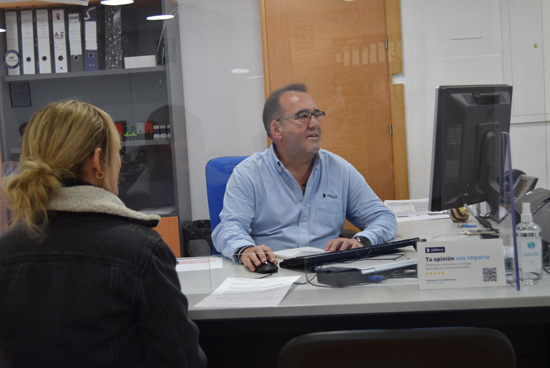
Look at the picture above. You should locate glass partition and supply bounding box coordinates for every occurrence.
[0,0,189,257]
[1,1,182,215]
[172,0,548,298]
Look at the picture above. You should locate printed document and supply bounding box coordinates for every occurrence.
[194,276,300,308]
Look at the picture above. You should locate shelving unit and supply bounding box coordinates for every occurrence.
[0,0,191,256]
[0,0,176,10]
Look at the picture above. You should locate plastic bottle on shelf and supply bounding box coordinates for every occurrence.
[516,202,543,286]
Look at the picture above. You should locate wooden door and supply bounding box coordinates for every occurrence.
[260,0,408,204]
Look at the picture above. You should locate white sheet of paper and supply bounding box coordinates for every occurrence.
[176,257,223,272]
[396,214,450,222]
[385,198,449,221]
[194,276,300,308]
[274,246,324,259]
[39,0,89,6]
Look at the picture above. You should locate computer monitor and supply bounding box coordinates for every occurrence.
[429,85,513,220]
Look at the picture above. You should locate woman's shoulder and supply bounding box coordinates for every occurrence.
[1,213,169,275]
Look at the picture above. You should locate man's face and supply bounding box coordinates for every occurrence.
[276,92,322,157]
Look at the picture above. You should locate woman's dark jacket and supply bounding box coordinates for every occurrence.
[0,185,206,368]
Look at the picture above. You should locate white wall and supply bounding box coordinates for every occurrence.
[178,0,548,220]
[400,0,548,199]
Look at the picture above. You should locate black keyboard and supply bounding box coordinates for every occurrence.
[279,237,423,270]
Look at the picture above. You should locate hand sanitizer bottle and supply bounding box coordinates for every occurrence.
[516,203,543,286]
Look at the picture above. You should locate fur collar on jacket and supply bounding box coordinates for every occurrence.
[49,185,161,227]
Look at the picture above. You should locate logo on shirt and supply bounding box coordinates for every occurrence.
[323,193,338,199]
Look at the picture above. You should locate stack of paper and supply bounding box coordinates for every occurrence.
[384,198,449,222]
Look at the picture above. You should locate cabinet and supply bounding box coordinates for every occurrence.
[0,0,191,256]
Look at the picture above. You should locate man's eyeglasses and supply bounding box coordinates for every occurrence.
[276,110,325,124]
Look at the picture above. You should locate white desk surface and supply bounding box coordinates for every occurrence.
[179,218,550,321]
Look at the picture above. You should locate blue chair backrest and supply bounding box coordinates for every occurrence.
[206,156,248,254]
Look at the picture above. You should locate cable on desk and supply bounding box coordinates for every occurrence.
[474,215,500,234]
[293,262,418,288]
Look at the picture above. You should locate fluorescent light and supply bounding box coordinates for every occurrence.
[231,68,250,74]
[101,0,134,5]
[146,15,175,21]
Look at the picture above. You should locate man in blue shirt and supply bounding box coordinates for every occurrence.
[212,83,397,271]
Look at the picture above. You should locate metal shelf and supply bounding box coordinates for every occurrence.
[122,139,170,147]
[0,1,99,10]
[3,66,166,82]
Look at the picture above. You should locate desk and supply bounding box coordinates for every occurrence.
[178,219,550,368]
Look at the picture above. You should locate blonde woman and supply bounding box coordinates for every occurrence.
[0,100,206,368]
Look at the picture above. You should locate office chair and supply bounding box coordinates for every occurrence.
[205,156,248,254]
[277,327,515,368]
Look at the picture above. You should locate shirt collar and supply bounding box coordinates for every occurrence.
[268,143,321,173]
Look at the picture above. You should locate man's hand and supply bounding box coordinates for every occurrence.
[240,245,277,272]
[324,237,363,252]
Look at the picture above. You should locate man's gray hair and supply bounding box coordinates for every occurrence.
[262,83,308,138]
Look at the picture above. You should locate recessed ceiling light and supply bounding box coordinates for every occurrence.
[146,15,175,21]
[231,68,250,74]
[101,0,134,5]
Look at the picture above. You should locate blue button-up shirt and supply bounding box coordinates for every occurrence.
[212,145,398,261]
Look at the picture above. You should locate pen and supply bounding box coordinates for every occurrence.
[461,224,477,228]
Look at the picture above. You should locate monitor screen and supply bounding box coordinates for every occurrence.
[428,85,513,218]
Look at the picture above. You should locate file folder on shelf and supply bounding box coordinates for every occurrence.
[83,6,98,71]
[35,9,52,74]
[67,12,84,72]
[4,11,21,76]
[20,10,36,75]
[52,9,68,73]
[104,6,122,69]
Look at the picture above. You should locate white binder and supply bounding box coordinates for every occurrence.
[4,11,20,76]
[67,12,84,72]
[83,5,98,71]
[35,9,52,74]
[52,9,68,73]
[20,10,36,75]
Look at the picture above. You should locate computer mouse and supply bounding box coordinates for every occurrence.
[255,262,279,274]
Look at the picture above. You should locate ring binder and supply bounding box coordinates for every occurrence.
[105,6,122,69]
[20,10,36,75]
[83,6,99,71]
[36,9,52,74]
[52,9,69,73]
[4,11,21,75]
[68,12,84,72]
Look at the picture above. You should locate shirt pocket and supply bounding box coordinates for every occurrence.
[314,198,345,232]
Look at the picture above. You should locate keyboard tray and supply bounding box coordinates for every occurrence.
[279,237,422,271]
